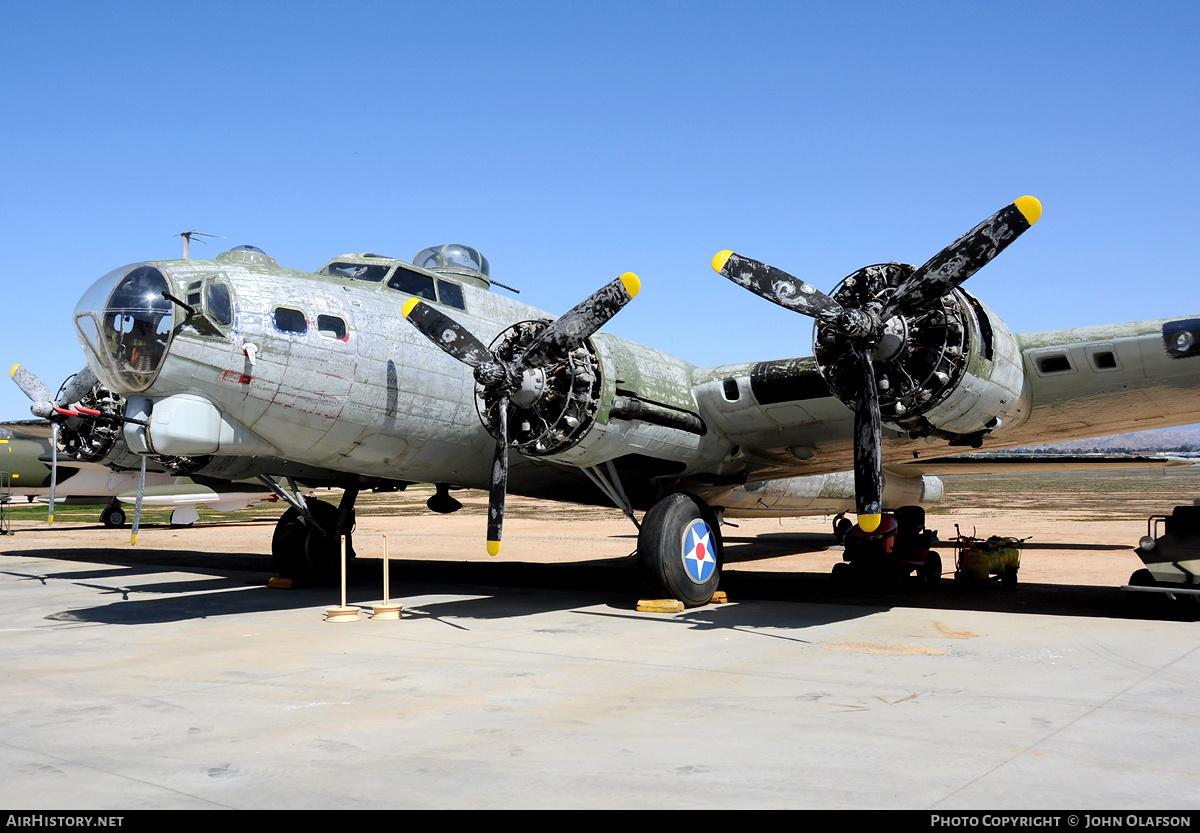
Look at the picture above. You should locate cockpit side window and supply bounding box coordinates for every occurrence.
[206,282,232,326]
[437,279,466,310]
[387,268,437,301]
[273,307,307,335]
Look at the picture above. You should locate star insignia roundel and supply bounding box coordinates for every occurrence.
[682,519,716,583]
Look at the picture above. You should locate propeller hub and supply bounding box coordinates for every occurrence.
[837,307,880,339]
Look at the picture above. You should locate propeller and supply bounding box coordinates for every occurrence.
[714,196,1041,532]
[10,364,100,525]
[403,272,640,554]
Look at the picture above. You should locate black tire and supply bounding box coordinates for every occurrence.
[304,499,355,583]
[831,561,853,588]
[271,499,355,584]
[833,517,852,544]
[637,493,722,607]
[101,506,127,529]
[271,507,309,579]
[1129,568,1156,587]
[921,551,942,587]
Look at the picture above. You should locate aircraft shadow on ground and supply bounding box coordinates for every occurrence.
[0,542,1188,626]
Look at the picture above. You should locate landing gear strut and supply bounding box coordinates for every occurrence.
[271,488,358,584]
[637,492,723,607]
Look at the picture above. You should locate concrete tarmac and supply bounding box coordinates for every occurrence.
[1,528,1199,809]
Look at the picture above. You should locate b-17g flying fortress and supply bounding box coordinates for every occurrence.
[5,3,1200,813]
[8,196,1200,606]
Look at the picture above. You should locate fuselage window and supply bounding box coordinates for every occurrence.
[317,315,348,341]
[206,283,232,325]
[1039,355,1072,373]
[273,307,307,335]
[437,279,466,310]
[387,268,437,301]
[320,262,391,282]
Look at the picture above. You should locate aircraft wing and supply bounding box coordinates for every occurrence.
[688,316,1200,484]
[0,419,55,440]
[886,452,1192,476]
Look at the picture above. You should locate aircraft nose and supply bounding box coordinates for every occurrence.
[74,262,176,394]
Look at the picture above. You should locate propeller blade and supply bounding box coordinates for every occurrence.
[48,423,58,526]
[486,396,509,556]
[56,366,98,407]
[131,456,147,546]
[882,196,1042,320]
[848,345,883,532]
[401,298,495,368]
[10,364,54,416]
[713,251,845,324]
[516,273,640,371]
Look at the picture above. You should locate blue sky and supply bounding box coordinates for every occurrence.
[2,1,1197,422]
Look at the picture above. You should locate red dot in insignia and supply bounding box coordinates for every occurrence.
[696,542,706,561]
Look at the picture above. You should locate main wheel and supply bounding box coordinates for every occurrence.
[303,499,355,583]
[638,493,722,607]
[101,505,127,528]
[271,499,355,584]
[271,507,309,579]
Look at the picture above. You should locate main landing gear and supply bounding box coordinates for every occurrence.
[638,492,723,608]
[100,498,127,529]
[270,486,358,585]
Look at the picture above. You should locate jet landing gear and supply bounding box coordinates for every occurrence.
[271,488,358,585]
[100,499,127,528]
[638,493,723,607]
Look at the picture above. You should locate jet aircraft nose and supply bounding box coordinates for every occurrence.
[74,263,175,394]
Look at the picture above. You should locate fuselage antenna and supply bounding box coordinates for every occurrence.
[177,231,226,259]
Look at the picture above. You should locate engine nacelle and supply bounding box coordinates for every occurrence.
[814,263,1028,443]
[472,322,707,471]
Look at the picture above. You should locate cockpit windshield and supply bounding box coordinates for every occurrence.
[74,263,175,393]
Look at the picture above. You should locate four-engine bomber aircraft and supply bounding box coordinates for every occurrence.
[12,196,1200,604]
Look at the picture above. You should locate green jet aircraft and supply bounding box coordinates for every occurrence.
[12,196,1200,605]
[0,425,282,528]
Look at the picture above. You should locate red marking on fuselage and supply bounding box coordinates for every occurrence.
[222,369,252,385]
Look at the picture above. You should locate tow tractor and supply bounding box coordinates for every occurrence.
[1123,503,1200,605]
[831,505,941,587]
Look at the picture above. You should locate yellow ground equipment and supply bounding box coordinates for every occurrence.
[952,526,1027,588]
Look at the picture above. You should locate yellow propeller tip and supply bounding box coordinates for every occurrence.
[9,364,19,378]
[1015,195,1042,226]
[486,540,501,557]
[619,272,640,298]
[858,513,882,533]
[712,250,733,274]
[47,514,54,526]
[401,297,420,318]
[131,534,138,546]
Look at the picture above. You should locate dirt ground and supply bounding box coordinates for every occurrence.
[4,467,1198,591]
